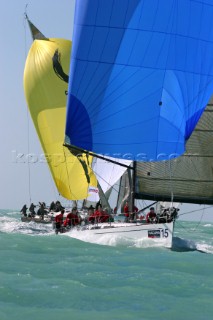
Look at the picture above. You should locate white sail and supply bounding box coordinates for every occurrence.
[92,157,132,194]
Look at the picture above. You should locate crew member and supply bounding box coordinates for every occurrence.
[55,209,65,233]
[124,201,129,222]
[63,207,80,227]
[20,204,28,217]
[146,207,157,223]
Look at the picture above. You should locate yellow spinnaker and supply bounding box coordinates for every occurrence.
[23,37,97,199]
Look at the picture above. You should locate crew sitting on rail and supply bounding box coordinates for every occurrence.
[84,205,95,224]
[88,204,110,223]
[102,208,114,222]
[146,207,157,223]
[63,207,80,227]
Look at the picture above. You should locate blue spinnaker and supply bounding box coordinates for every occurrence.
[66,0,213,161]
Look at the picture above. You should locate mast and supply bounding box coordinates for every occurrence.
[130,161,136,214]
[116,177,123,212]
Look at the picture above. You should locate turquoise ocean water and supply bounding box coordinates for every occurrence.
[0,209,213,320]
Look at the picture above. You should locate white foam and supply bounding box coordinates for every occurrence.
[196,243,213,254]
[63,229,170,248]
[0,214,52,235]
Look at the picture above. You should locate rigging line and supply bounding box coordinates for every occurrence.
[140,200,152,211]
[178,205,213,216]
[174,220,190,231]
[137,201,158,213]
[62,146,73,197]
[92,158,122,194]
[192,205,206,232]
[175,212,206,233]
[93,168,122,196]
[23,7,32,204]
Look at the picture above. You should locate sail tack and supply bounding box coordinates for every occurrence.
[65,0,213,161]
[24,27,97,199]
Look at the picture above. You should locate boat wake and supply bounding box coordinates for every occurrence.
[172,236,213,254]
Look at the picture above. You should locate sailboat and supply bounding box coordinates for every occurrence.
[23,1,213,248]
[62,0,213,247]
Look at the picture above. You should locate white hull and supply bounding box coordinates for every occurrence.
[64,221,174,248]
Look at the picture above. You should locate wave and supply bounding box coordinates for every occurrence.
[172,236,213,254]
[63,229,171,249]
[0,211,53,235]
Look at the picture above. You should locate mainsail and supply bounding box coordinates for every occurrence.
[65,0,213,162]
[23,18,97,200]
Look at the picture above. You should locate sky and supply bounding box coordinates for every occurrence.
[0,0,212,222]
[0,0,76,210]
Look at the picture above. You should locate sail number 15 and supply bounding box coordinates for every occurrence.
[161,229,169,238]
